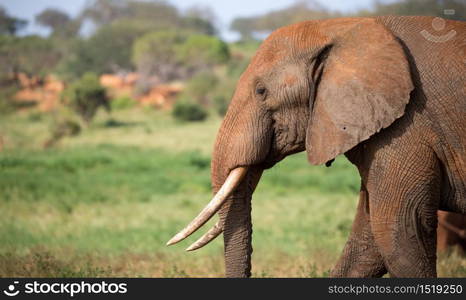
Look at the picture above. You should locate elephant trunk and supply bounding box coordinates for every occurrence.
[216,168,262,278]
[207,86,269,277]
[165,165,262,277]
[219,194,253,277]
[167,83,269,276]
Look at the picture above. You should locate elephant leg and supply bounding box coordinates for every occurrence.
[368,149,441,277]
[331,186,387,277]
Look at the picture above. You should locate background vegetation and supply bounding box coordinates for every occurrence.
[0,0,465,277]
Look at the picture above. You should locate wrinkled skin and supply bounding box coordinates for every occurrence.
[208,16,466,277]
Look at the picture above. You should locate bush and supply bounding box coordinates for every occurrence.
[63,73,109,124]
[187,151,210,169]
[226,55,250,78]
[0,83,20,115]
[213,95,229,116]
[211,78,235,116]
[132,31,187,85]
[110,96,135,110]
[177,34,230,68]
[183,72,218,106]
[172,100,207,122]
[0,96,16,115]
[132,31,230,87]
[43,119,81,148]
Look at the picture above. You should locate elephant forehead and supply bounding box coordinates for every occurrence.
[278,66,304,87]
[247,38,295,73]
[249,49,285,72]
[283,74,298,86]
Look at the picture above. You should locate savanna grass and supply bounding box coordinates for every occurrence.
[0,108,464,277]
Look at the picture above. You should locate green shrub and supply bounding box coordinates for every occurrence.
[110,96,135,110]
[27,111,43,122]
[183,72,218,105]
[132,31,187,85]
[43,119,81,148]
[187,151,210,169]
[0,98,15,115]
[63,72,109,124]
[172,100,207,122]
[177,34,230,68]
[211,78,234,116]
[213,95,229,116]
[0,84,19,115]
[226,55,250,78]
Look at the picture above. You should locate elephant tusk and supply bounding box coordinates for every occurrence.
[166,167,248,246]
[185,221,224,251]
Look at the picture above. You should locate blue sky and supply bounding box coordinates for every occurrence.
[0,0,385,40]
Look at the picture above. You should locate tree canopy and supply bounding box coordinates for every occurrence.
[55,0,221,80]
[1,0,464,89]
[0,35,61,79]
[0,6,27,35]
[367,0,466,20]
[81,0,216,35]
[35,8,71,31]
[230,1,337,41]
[230,0,466,40]
[132,31,230,89]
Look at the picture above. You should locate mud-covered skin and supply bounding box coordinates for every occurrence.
[209,16,465,277]
[332,17,465,277]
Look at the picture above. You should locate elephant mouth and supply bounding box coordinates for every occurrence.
[261,148,303,169]
[260,139,305,169]
[259,124,307,169]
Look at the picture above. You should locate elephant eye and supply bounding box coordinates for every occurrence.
[255,85,267,98]
[256,88,266,95]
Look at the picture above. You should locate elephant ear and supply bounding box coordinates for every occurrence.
[306,19,414,165]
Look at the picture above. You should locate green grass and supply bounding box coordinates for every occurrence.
[0,108,465,277]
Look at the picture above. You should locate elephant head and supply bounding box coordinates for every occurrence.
[167,18,414,277]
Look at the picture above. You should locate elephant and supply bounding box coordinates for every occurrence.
[168,16,466,277]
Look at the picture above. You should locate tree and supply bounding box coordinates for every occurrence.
[85,20,153,72]
[366,0,466,21]
[0,35,17,78]
[35,8,71,32]
[172,100,208,122]
[63,72,110,124]
[58,0,222,81]
[0,35,61,80]
[132,31,187,89]
[81,0,179,28]
[81,0,218,36]
[81,0,128,26]
[0,6,27,35]
[132,31,230,90]
[35,8,81,38]
[58,19,153,80]
[256,1,334,30]
[177,34,230,70]
[230,17,256,41]
[182,72,218,106]
[183,6,218,36]
[230,1,336,41]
